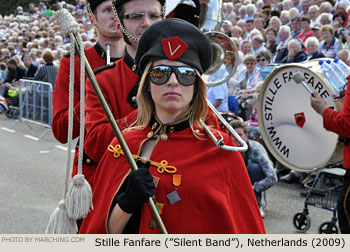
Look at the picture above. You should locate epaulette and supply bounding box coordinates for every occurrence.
[63,52,71,58]
[93,62,116,75]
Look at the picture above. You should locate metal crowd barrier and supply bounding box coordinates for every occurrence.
[8,79,53,141]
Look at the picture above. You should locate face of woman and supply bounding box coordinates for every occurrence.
[266,31,276,42]
[270,20,280,30]
[306,42,318,55]
[301,21,310,31]
[257,56,268,67]
[321,30,332,42]
[149,59,195,121]
[245,60,256,74]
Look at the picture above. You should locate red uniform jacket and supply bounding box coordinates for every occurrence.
[84,53,138,164]
[52,43,113,143]
[323,76,350,168]
[52,43,128,187]
[79,120,266,234]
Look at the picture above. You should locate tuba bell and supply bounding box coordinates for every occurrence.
[198,0,238,87]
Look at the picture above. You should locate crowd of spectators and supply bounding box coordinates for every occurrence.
[0,1,94,100]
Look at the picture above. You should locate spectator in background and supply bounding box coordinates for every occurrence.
[241,40,253,55]
[239,5,248,20]
[22,54,38,78]
[320,2,333,15]
[298,16,313,44]
[4,58,25,85]
[0,63,8,83]
[257,49,273,80]
[305,36,324,60]
[262,8,271,28]
[34,48,58,89]
[252,35,266,57]
[310,23,322,41]
[289,7,300,21]
[280,10,290,25]
[319,24,341,58]
[232,25,244,48]
[265,27,278,55]
[207,82,229,112]
[336,49,350,66]
[290,16,302,39]
[254,17,266,38]
[286,38,307,62]
[230,119,278,218]
[283,0,294,10]
[222,20,232,37]
[273,25,291,63]
[299,0,311,17]
[320,13,332,26]
[309,5,321,27]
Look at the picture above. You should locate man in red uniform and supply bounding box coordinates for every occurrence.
[83,0,165,172]
[310,77,350,233]
[52,0,125,184]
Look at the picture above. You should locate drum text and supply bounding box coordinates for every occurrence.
[267,126,290,158]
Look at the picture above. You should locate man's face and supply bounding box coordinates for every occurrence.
[309,7,319,20]
[120,0,162,46]
[278,29,289,41]
[234,128,248,142]
[23,56,31,67]
[320,16,331,25]
[311,29,321,39]
[252,40,259,50]
[245,21,254,32]
[302,2,310,14]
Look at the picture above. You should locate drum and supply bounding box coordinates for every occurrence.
[257,58,344,172]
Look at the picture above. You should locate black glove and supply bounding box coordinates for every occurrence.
[117,161,155,214]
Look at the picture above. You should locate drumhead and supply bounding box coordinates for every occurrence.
[257,59,343,171]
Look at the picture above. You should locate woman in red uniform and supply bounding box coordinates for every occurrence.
[79,18,265,234]
[52,0,125,184]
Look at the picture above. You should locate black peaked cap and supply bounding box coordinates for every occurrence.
[135,18,213,74]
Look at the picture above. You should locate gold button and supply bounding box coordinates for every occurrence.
[86,159,91,165]
[151,122,157,130]
[147,131,154,138]
[160,133,168,141]
[132,96,136,103]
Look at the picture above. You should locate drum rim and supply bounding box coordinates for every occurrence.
[257,60,340,172]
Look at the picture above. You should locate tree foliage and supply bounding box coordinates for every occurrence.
[0,0,76,16]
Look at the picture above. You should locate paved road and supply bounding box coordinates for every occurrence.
[0,114,339,234]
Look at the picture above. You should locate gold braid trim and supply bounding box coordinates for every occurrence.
[107,144,177,174]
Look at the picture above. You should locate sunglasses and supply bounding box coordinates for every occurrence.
[257,58,266,62]
[245,62,255,66]
[122,11,162,21]
[148,65,197,86]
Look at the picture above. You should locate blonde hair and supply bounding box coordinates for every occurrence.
[134,61,208,133]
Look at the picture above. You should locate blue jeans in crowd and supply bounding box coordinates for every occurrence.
[246,162,265,207]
